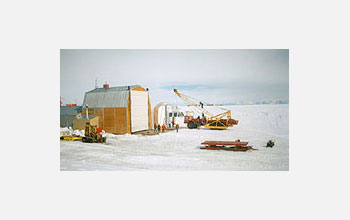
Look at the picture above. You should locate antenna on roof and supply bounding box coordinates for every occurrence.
[95,76,99,88]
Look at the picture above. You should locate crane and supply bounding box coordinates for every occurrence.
[173,89,238,129]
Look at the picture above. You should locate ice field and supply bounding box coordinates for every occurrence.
[60,104,288,171]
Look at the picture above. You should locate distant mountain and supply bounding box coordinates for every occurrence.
[222,99,289,106]
[167,99,288,106]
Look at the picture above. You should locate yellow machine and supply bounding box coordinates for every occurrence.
[82,122,106,143]
[60,135,83,141]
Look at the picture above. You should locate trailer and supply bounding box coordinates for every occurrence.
[200,140,257,151]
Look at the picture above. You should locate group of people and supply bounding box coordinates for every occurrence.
[154,123,179,133]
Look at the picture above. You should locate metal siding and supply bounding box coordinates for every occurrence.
[130,90,149,132]
[60,106,81,116]
[60,115,75,127]
[83,90,129,108]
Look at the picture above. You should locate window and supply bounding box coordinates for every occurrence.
[169,113,172,117]
[174,112,178,117]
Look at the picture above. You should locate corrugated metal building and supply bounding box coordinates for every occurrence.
[82,84,152,134]
[60,106,82,127]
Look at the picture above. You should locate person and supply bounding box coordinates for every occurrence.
[157,124,161,133]
[202,113,206,124]
[154,123,157,133]
[266,140,275,148]
[162,124,166,133]
[197,116,201,129]
[175,124,179,133]
[199,101,203,108]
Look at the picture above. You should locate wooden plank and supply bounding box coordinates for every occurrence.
[103,108,116,133]
[148,93,152,129]
[73,119,88,130]
[103,107,127,134]
[128,93,131,134]
[114,107,127,134]
[201,141,248,146]
[200,146,255,151]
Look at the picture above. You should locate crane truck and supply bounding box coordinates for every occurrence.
[173,89,238,129]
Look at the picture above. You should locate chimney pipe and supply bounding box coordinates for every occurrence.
[103,83,109,89]
[86,105,89,119]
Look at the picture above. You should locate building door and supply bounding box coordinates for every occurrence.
[130,90,149,133]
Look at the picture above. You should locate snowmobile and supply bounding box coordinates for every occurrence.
[265,140,275,148]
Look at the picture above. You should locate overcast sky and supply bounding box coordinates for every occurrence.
[60,49,288,106]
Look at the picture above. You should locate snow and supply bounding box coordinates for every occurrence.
[60,127,73,136]
[60,104,289,171]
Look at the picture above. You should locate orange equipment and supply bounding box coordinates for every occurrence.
[173,89,238,129]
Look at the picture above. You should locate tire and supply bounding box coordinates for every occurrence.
[83,137,93,143]
[187,121,197,129]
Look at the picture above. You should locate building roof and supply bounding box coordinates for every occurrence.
[82,85,142,108]
[86,85,139,94]
[60,106,82,116]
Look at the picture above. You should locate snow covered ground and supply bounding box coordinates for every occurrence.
[60,104,288,171]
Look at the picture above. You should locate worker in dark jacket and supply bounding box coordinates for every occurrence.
[266,140,275,148]
[175,124,179,133]
[157,124,161,133]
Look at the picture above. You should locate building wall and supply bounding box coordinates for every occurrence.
[131,86,152,131]
[103,107,128,134]
[127,92,131,134]
[82,107,128,134]
[148,95,152,129]
[60,115,75,128]
[73,116,99,130]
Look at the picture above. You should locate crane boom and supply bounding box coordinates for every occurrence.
[173,89,213,117]
[173,89,238,129]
